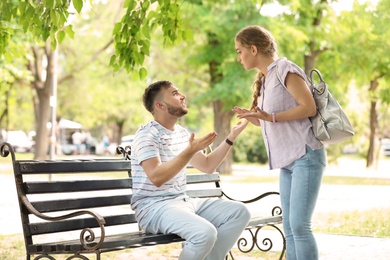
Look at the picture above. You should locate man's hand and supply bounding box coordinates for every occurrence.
[228,120,249,141]
[187,132,217,153]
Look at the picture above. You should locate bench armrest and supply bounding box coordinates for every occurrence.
[18,190,106,251]
[221,190,283,217]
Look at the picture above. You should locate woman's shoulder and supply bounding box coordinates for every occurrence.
[277,58,306,80]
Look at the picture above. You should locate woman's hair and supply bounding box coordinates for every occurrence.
[235,25,278,111]
[143,80,172,114]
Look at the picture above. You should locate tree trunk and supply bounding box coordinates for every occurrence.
[213,100,234,174]
[208,32,233,174]
[366,79,379,168]
[34,87,51,159]
[29,42,53,160]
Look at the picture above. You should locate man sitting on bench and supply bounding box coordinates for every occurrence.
[130,80,251,260]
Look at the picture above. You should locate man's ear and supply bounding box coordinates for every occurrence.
[155,101,165,110]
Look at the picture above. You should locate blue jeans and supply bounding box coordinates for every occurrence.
[280,146,326,260]
[141,197,250,260]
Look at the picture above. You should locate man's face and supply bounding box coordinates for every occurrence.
[160,85,188,117]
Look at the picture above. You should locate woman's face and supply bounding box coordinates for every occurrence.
[235,40,257,70]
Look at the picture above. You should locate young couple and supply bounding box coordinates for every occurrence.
[130,25,326,260]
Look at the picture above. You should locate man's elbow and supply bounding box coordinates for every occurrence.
[149,176,164,187]
[203,168,216,174]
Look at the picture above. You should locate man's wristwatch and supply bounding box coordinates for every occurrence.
[225,138,234,146]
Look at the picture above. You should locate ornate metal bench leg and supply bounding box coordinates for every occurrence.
[237,224,285,259]
[226,250,235,260]
[66,254,90,260]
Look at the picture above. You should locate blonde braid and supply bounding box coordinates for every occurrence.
[250,71,264,111]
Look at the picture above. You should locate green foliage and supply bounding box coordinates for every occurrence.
[233,124,268,164]
[0,0,75,52]
[111,0,188,75]
[1,0,185,74]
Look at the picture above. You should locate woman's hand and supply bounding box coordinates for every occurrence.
[232,106,267,126]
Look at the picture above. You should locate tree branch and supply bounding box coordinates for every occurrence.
[58,39,114,84]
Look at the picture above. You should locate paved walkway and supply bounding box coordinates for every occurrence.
[1,158,390,259]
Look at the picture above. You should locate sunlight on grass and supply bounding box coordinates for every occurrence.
[314,207,390,237]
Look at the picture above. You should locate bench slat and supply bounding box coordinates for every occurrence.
[24,173,219,194]
[16,160,131,174]
[27,232,185,254]
[31,195,132,213]
[186,173,220,183]
[28,214,137,235]
[186,189,222,198]
[247,215,283,228]
[24,179,132,194]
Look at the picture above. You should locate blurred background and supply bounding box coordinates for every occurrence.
[0,0,389,174]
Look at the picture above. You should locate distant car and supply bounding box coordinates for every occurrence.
[120,135,135,148]
[381,139,390,157]
[3,130,35,153]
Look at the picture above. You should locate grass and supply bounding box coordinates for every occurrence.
[314,207,390,237]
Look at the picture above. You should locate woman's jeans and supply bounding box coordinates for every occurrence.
[280,146,326,260]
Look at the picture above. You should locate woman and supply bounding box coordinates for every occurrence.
[233,25,327,260]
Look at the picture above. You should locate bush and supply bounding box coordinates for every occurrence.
[233,124,268,164]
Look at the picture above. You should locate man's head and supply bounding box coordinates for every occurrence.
[143,80,188,117]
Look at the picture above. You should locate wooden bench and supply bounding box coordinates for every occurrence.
[0,142,285,260]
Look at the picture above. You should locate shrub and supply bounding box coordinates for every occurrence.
[233,124,268,164]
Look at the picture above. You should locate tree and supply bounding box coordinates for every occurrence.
[0,0,185,158]
[1,0,187,76]
[170,0,271,173]
[335,0,390,168]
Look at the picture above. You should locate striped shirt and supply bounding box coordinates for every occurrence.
[130,121,189,223]
[259,57,323,169]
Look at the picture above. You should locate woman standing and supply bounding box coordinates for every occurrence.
[233,25,326,260]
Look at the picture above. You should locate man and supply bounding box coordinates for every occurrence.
[130,80,250,260]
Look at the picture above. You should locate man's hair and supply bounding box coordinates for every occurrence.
[143,80,172,114]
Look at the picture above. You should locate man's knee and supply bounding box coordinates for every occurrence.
[195,223,218,245]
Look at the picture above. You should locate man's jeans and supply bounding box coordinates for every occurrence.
[280,146,326,260]
[141,197,251,260]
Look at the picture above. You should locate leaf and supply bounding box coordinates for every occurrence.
[139,67,147,80]
[72,0,83,14]
[4,51,13,63]
[50,10,59,25]
[57,30,65,43]
[47,0,55,9]
[65,25,75,38]
[113,22,122,35]
[109,54,117,67]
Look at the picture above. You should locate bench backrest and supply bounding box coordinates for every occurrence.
[0,142,221,249]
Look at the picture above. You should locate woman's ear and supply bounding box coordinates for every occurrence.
[251,45,257,55]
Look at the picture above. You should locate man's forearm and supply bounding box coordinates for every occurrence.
[196,139,233,173]
[146,147,196,187]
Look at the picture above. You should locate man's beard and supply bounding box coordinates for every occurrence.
[165,102,188,117]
